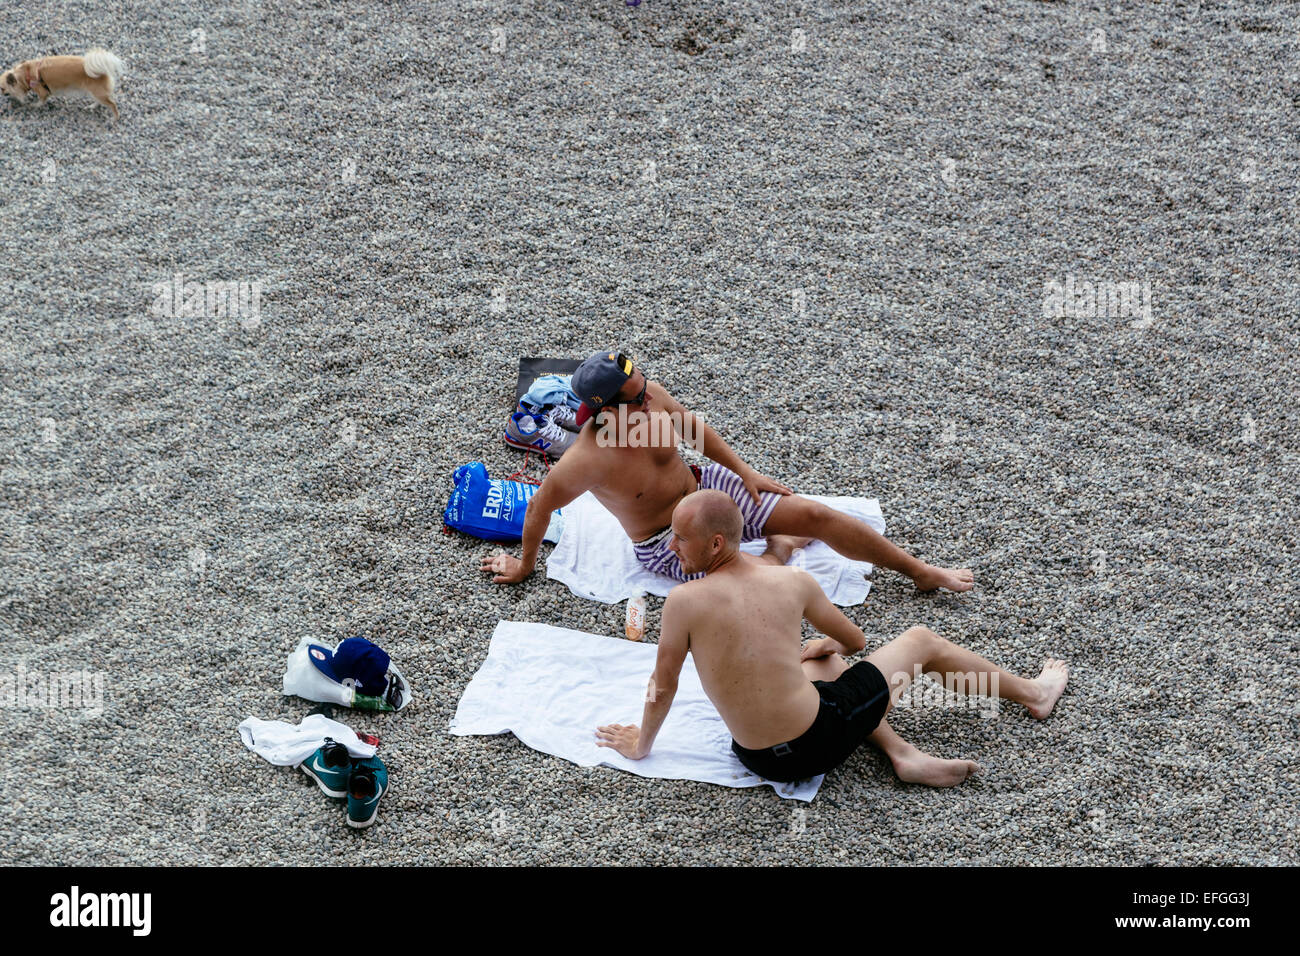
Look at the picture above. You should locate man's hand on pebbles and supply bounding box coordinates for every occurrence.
[480,552,530,584]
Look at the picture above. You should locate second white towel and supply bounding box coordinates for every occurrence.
[546,490,885,605]
[450,620,824,801]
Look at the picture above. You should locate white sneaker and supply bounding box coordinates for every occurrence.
[503,410,576,457]
[546,405,580,432]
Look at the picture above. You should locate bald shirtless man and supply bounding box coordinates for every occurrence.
[481,350,974,593]
[595,490,1068,785]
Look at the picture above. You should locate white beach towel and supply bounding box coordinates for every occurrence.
[546,491,885,605]
[449,620,825,801]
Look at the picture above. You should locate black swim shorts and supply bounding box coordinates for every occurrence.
[730,660,892,782]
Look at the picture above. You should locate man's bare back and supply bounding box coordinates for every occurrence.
[670,557,823,749]
[595,490,1067,788]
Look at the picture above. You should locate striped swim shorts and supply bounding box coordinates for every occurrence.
[631,463,784,582]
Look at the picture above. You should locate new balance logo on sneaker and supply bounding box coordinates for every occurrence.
[503,408,576,457]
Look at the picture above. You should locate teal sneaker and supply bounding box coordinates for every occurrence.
[300,738,352,799]
[346,755,389,829]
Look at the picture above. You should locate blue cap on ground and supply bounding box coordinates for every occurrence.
[307,637,390,696]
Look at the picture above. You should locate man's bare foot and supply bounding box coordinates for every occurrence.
[892,749,981,788]
[912,564,975,593]
[761,535,815,566]
[1024,658,1069,719]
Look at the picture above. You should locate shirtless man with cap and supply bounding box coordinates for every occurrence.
[594,490,1069,785]
[481,350,974,592]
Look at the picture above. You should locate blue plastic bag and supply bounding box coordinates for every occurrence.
[444,462,562,543]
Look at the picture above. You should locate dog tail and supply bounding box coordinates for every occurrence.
[83,49,125,89]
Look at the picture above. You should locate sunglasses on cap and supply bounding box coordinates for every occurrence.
[604,357,647,408]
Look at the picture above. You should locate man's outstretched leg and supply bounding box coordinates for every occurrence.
[797,625,1065,789]
[763,495,975,592]
[868,626,1069,720]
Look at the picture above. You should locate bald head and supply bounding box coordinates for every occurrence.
[677,490,743,549]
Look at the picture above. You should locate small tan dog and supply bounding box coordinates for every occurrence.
[2,49,124,119]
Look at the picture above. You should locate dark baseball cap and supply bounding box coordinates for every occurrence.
[571,351,635,426]
[307,636,391,697]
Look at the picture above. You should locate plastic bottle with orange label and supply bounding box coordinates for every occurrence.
[625,594,647,641]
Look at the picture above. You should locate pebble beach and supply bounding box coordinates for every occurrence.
[1,0,1296,865]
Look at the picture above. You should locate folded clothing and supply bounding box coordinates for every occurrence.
[449,620,824,801]
[238,714,377,767]
[519,373,581,413]
[546,490,884,605]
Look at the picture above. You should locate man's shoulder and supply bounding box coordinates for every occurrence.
[647,380,690,412]
[740,555,816,585]
[738,562,820,609]
[664,577,714,612]
[647,379,672,400]
[571,421,622,459]
[550,425,606,469]
[666,578,705,601]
